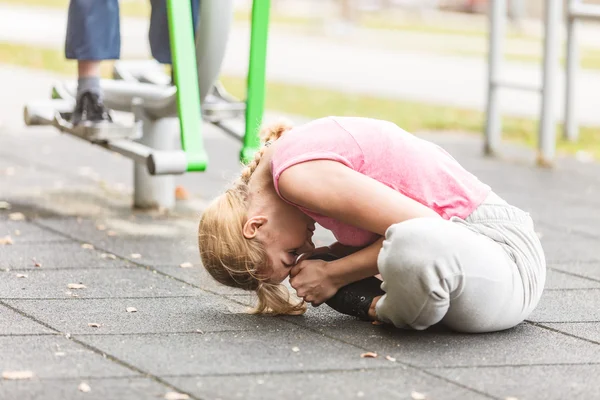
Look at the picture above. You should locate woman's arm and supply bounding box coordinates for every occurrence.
[280,160,441,297]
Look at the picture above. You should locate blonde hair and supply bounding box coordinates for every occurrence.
[198,120,306,316]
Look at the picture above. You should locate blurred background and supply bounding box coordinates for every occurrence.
[0,0,598,160]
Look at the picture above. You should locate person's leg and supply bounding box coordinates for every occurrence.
[65,0,121,124]
[375,207,545,333]
[148,0,200,68]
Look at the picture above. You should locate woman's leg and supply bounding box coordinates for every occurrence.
[375,217,536,333]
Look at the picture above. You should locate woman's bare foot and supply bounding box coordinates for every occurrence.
[368,295,382,321]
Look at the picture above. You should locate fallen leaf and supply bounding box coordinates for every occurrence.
[96,224,106,231]
[179,262,193,268]
[67,283,87,289]
[16,274,27,278]
[360,352,378,358]
[2,370,34,380]
[130,253,142,259]
[54,352,66,357]
[32,258,42,267]
[164,392,190,400]
[81,243,94,250]
[100,253,117,260]
[0,236,14,245]
[0,201,11,209]
[126,307,137,313]
[8,212,25,221]
[78,382,91,392]
[87,323,101,328]
[291,347,300,352]
[65,333,71,339]
[385,355,396,362]
[411,391,427,400]
[175,185,190,200]
[107,231,117,236]
[195,329,204,334]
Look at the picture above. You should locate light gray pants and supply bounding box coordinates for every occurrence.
[375,192,546,333]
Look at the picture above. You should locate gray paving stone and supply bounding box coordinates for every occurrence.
[286,309,600,367]
[153,265,250,295]
[0,303,55,335]
[536,225,600,263]
[166,367,488,400]
[0,378,175,400]
[80,330,395,377]
[541,323,600,343]
[0,220,68,243]
[6,297,292,335]
[428,364,600,400]
[550,262,600,282]
[545,269,600,290]
[528,289,600,322]
[0,242,129,270]
[0,266,206,299]
[0,336,138,378]
[37,218,201,266]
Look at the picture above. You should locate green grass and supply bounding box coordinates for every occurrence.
[1,41,597,161]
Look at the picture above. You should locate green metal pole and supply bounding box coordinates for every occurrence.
[167,0,208,171]
[241,0,271,164]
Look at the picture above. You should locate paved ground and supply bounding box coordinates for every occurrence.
[1,64,600,399]
[1,3,600,126]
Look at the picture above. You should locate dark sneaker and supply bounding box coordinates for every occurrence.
[71,92,113,126]
[308,253,385,321]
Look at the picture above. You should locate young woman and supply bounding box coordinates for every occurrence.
[198,116,546,333]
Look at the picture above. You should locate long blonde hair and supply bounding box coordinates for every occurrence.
[198,120,306,316]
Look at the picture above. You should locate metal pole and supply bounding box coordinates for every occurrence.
[564,0,580,141]
[538,0,562,166]
[243,0,271,164]
[133,110,179,210]
[484,0,507,156]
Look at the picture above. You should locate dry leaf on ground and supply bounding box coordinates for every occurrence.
[0,201,11,209]
[78,382,91,392]
[126,307,137,313]
[16,274,27,278]
[2,370,34,380]
[55,352,66,357]
[130,253,142,259]
[67,283,87,289]
[81,243,94,250]
[175,186,190,200]
[179,262,193,268]
[411,391,427,400]
[164,392,190,400]
[360,352,378,358]
[32,258,42,267]
[8,212,25,221]
[87,323,101,328]
[291,347,300,352]
[0,236,14,245]
[385,355,396,362]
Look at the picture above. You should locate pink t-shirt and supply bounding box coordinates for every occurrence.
[270,116,491,247]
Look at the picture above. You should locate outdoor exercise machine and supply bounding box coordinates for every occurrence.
[23,0,270,209]
[485,0,600,166]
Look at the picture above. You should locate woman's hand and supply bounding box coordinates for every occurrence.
[289,258,338,307]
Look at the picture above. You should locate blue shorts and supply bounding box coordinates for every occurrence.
[65,0,199,64]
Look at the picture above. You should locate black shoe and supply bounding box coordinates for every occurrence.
[71,92,113,126]
[308,253,385,321]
